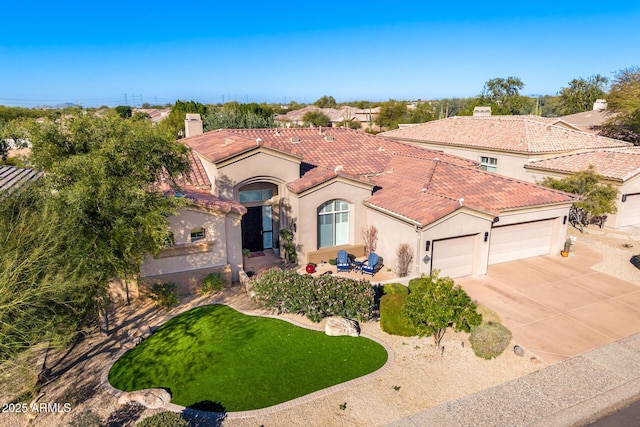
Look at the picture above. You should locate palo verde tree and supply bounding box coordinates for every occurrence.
[374,100,409,130]
[159,100,208,139]
[0,185,99,361]
[539,166,618,230]
[26,112,190,330]
[402,271,482,349]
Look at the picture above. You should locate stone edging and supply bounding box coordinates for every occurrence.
[100,297,395,420]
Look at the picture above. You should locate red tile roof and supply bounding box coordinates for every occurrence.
[380,116,631,154]
[182,127,575,226]
[525,148,640,182]
[366,156,575,225]
[178,188,246,215]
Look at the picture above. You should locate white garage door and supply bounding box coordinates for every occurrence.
[489,220,554,265]
[620,194,640,227]
[432,235,476,278]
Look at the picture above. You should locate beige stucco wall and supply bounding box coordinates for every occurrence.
[225,213,244,281]
[606,175,640,229]
[216,151,300,199]
[294,180,371,262]
[423,211,493,276]
[140,207,228,277]
[365,208,421,276]
[400,141,567,183]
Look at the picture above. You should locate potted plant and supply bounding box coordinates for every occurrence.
[561,238,572,257]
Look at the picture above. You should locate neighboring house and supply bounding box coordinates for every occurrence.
[276,106,379,130]
[557,99,610,134]
[179,116,575,279]
[526,147,640,229]
[380,115,631,182]
[133,108,171,124]
[0,165,42,194]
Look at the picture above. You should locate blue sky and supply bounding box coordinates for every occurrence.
[2,1,639,108]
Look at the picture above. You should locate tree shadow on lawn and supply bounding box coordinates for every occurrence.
[183,402,226,426]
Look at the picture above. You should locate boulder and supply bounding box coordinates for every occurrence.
[325,317,359,337]
[117,388,171,409]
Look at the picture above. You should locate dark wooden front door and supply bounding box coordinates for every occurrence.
[241,206,263,252]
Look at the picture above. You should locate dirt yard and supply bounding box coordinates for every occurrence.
[1,224,638,427]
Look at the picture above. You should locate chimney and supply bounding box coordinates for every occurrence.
[593,99,607,111]
[184,114,203,137]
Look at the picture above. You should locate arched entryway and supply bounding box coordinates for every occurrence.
[238,182,279,252]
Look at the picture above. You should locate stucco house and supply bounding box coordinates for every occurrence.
[380,115,631,183]
[276,106,379,130]
[137,150,246,295]
[172,117,575,280]
[525,147,640,229]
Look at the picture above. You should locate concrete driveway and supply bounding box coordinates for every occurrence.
[457,241,640,364]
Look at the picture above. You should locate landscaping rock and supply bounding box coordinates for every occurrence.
[122,326,152,349]
[117,388,171,409]
[325,317,359,337]
[513,345,525,357]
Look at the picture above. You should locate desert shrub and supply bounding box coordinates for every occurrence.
[68,409,103,427]
[380,294,418,336]
[150,282,179,310]
[408,276,423,291]
[476,305,502,324]
[382,283,409,295]
[394,243,414,277]
[328,258,337,265]
[251,268,375,322]
[469,322,512,360]
[403,271,482,348]
[136,411,189,427]
[202,273,224,294]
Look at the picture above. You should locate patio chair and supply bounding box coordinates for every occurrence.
[361,252,379,276]
[336,250,351,273]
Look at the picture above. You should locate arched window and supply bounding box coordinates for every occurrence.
[318,200,349,248]
[190,227,205,242]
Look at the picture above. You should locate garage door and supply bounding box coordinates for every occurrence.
[620,194,640,227]
[489,220,554,265]
[432,235,476,278]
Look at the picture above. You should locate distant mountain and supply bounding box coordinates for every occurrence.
[42,102,81,109]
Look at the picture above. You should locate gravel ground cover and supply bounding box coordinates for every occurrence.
[1,225,637,427]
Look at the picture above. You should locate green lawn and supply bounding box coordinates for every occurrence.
[108,304,388,412]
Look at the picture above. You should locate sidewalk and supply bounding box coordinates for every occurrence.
[388,332,640,427]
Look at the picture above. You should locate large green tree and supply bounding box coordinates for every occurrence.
[203,102,276,129]
[26,112,190,325]
[558,74,609,115]
[539,166,618,230]
[462,77,534,115]
[313,95,337,108]
[402,272,482,348]
[301,110,331,127]
[159,100,208,138]
[600,66,640,145]
[375,100,409,130]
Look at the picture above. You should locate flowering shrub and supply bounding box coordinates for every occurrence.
[251,268,375,322]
